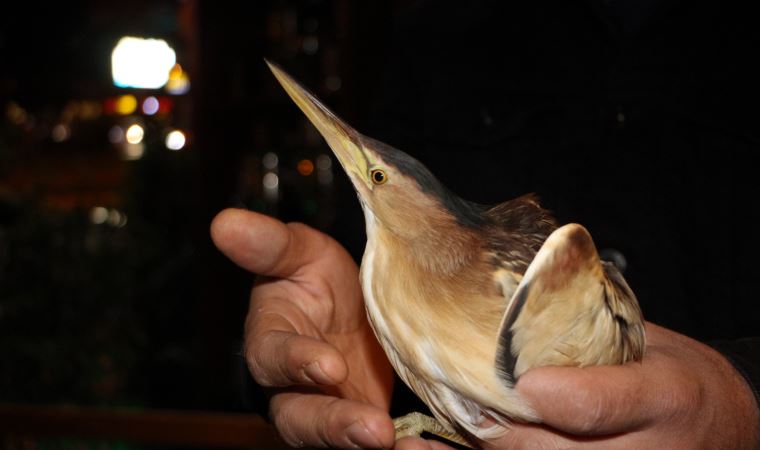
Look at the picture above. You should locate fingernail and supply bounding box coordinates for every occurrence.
[345,421,384,449]
[302,361,333,385]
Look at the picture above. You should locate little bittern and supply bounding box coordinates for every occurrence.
[267,61,646,448]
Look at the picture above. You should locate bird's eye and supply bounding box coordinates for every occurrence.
[370,169,388,185]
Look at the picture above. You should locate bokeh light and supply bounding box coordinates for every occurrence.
[262,152,279,170]
[51,124,71,142]
[115,95,138,115]
[89,207,109,224]
[6,102,28,125]
[123,143,145,160]
[142,96,160,115]
[316,154,332,170]
[108,125,124,144]
[166,64,191,95]
[165,130,186,150]
[263,172,279,190]
[111,37,176,89]
[125,124,144,144]
[297,159,314,176]
[317,154,333,185]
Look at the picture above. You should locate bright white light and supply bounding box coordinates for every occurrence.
[165,130,186,150]
[263,172,279,190]
[125,124,144,144]
[112,37,176,89]
[142,96,160,115]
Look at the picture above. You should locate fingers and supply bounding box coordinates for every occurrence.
[516,362,652,435]
[270,392,395,449]
[515,323,701,438]
[394,437,457,450]
[245,328,349,388]
[210,208,335,278]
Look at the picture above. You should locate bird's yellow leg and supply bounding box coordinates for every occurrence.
[393,412,475,448]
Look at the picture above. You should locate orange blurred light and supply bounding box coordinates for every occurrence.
[166,63,191,95]
[169,63,183,80]
[297,159,314,176]
[115,94,138,115]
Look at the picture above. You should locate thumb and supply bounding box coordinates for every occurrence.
[515,363,652,435]
[210,208,332,278]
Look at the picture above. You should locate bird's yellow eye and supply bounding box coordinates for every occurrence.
[370,169,388,185]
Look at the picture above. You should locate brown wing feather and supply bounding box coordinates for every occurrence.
[484,194,558,273]
[494,223,646,383]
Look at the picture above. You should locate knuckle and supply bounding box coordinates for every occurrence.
[270,398,307,447]
[244,346,273,387]
[244,332,285,387]
[248,331,307,387]
[270,395,341,449]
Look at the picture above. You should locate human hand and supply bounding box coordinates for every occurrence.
[397,322,760,450]
[210,209,396,448]
[211,213,760,450]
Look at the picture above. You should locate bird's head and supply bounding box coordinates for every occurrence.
[267,61,484,246]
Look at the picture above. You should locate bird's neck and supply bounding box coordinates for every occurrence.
[366,211,482,276]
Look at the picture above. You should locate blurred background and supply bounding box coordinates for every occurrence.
[0,1,407,448]
[3,0,760,448]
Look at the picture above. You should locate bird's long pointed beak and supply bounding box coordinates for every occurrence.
[266,60,371,189]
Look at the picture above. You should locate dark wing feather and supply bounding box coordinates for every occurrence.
[484,194,558,273]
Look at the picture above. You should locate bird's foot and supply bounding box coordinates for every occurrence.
[393,412,474,448]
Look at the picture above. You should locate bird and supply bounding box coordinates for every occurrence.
[266,60,646,448]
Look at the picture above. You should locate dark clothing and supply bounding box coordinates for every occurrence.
[365,0,760,410]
